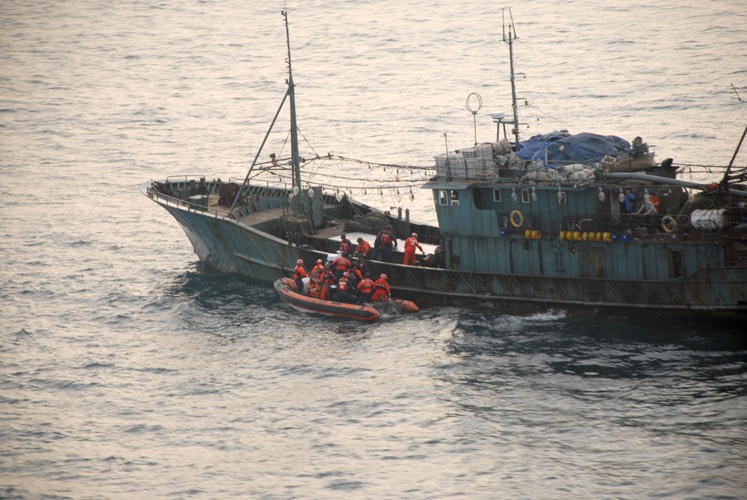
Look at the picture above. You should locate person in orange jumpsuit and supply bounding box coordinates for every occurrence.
[356,272,375,305]
[403,232,424,265]
[293,259,308,293]
[371,273,391,301]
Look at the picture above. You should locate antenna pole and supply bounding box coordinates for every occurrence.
[507,23,521,150]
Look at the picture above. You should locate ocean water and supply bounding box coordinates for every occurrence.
[1,0,746,498]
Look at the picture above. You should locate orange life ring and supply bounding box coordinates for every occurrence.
[510,210,524,228]
[661,215,677,233]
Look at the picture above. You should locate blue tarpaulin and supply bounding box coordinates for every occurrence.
[516,132,631,165]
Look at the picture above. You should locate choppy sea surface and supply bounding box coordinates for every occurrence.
[2,0,746,498]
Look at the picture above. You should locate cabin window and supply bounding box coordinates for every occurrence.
[438,190,448,206]
[451,190,460,206]
[521,189,530,203]
[557,191,567,205]
[493,189,502,202]
[669,251,683,278]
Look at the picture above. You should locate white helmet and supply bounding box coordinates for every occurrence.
[297,259,303,264]
[411,233,417,237]
[380,274,387,279]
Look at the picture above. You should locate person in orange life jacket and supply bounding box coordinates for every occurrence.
[293,259,308,292]
[403,232,424,266]
[371,273,391,301]
[357,272,375,305]
[380,228,397,262]
[337,271,353,303]
[354,237,371,258]
[339,234,352,255]
[312,258,325,276]
[319,269,336,300]
[331,251,351,280]
[307,275,322,298]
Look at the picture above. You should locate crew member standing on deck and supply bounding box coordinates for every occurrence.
[372,227,385,260]
[293,259,308,293]
[403,233,424,266]
[623,188,636,214]
[380,228,397,262]
[339,234,352,255]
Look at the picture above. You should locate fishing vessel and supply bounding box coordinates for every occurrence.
[144,11,747,315]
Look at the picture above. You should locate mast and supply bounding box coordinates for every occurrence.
[502,8,521,149]
[229,11,300,214]
[283,10,302,200]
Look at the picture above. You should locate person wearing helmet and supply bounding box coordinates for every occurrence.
[371,273,391,301]
[312,258,325,276]
[293,259,308,293]
[403,232,424,266]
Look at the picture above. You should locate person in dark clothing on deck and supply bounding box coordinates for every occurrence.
[380,228,397,262]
